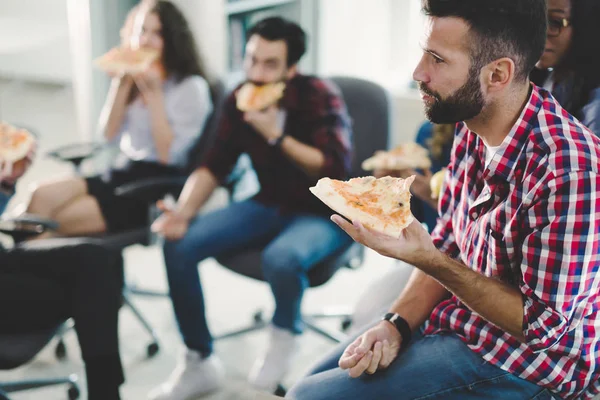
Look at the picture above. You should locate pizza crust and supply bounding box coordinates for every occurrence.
[310,176,415,237]
[94,47,159,75]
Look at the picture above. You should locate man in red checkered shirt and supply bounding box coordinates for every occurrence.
[288,1,600,399]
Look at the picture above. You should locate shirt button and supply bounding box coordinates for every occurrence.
[471,211,479,219]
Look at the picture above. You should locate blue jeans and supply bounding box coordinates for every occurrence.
[287,326,557,400]
[162,199,352,356]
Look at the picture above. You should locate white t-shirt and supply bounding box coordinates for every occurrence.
[484,139,508,168]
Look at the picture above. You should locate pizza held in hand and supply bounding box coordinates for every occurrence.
[94,46,160,76]
[362,143,432,171]
[310,176,415,237]
[0,122,36,178]
[236,82,286,112]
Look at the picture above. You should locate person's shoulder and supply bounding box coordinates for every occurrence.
[293,74,343,99]
[531,90,600,174]
[174,75,210,94]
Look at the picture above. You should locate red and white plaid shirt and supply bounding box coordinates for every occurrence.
[424,85,600,399]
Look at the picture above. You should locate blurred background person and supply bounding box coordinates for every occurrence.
[0,140,125,400]
[23,0,213,237]
[531,0,600,134]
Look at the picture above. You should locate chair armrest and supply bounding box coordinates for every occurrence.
[0,214,59,242]
[47,142,106,167]
[114,176,188,203]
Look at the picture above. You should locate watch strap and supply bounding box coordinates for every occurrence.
[383,313,412,345]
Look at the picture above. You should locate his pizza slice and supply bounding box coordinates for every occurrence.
[236,81,286,112]
[310,175,415,237]
[94,46,160,75]
[362,142,432,171]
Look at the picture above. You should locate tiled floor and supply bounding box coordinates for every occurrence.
[0,79,397,399]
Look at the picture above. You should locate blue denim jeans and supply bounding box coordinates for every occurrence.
[287,326,557,400]
[162,199,352,356]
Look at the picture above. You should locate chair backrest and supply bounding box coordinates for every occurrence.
[182,79,228,174]
[0,326,60,369]
[328,76,393,178]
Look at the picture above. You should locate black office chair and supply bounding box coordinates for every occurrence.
[208,76,393,343]
[0,325,80,400]
[0,79,227,359]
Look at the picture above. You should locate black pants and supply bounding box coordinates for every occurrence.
[0,239,124,398]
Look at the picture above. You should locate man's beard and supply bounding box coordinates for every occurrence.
[418,68,485,124]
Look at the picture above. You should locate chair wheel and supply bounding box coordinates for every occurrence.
[341,317,353,332]
[253,311,264,323]
[274,384,287,397]
[147,342,159,358]
[55,340,67,360]
[68,385,80,400]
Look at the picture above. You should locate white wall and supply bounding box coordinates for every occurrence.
[317,0,426,144]
[0,0,72,84]
[172,0,228,79]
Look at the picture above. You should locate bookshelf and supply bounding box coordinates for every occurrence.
[226,0,318,84]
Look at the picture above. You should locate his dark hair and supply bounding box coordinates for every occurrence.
[422,0,547,82]
[247,17,307,67]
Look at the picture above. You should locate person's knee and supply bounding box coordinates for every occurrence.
[70,243,124,298]
[27,182,51,214]
[261,247,302,284]
[286,379,325,400]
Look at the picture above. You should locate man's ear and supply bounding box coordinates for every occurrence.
[286,64,298,79]
[483,57,515,93]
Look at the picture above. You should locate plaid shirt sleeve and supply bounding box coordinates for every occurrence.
[520,171,600,352]
[201,92,244,183]
[306,81,352,180]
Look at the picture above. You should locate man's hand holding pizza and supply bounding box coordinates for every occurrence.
[243,105,282,143]
[331,216,437,267]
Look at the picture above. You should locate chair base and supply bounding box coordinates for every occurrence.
[55,289,161,360]
[213,307,353,343]
[0,374,80,400]
[126,282,169,298]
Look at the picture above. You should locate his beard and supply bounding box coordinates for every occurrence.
[418,66,485,124]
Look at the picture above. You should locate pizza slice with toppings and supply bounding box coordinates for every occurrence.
[236,81,286,112]
[310,175,415,237]
[362,143,432,171]
[94,46,160,75]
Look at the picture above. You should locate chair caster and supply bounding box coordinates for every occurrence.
[55,340,67,360]
[274,384,287,397]
[253,310,264,323]
[147,342,160,358]
[68,384,80,400]
[341,317,353,332]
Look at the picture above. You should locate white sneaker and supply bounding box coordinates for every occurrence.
[248,325,301,393]
[148,349,225,400]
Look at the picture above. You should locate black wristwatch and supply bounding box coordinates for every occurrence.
[382,313,412,345]
[268,132,287,148]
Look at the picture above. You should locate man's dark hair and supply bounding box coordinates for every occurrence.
[247,17,307,67]
[422,0,547,82]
